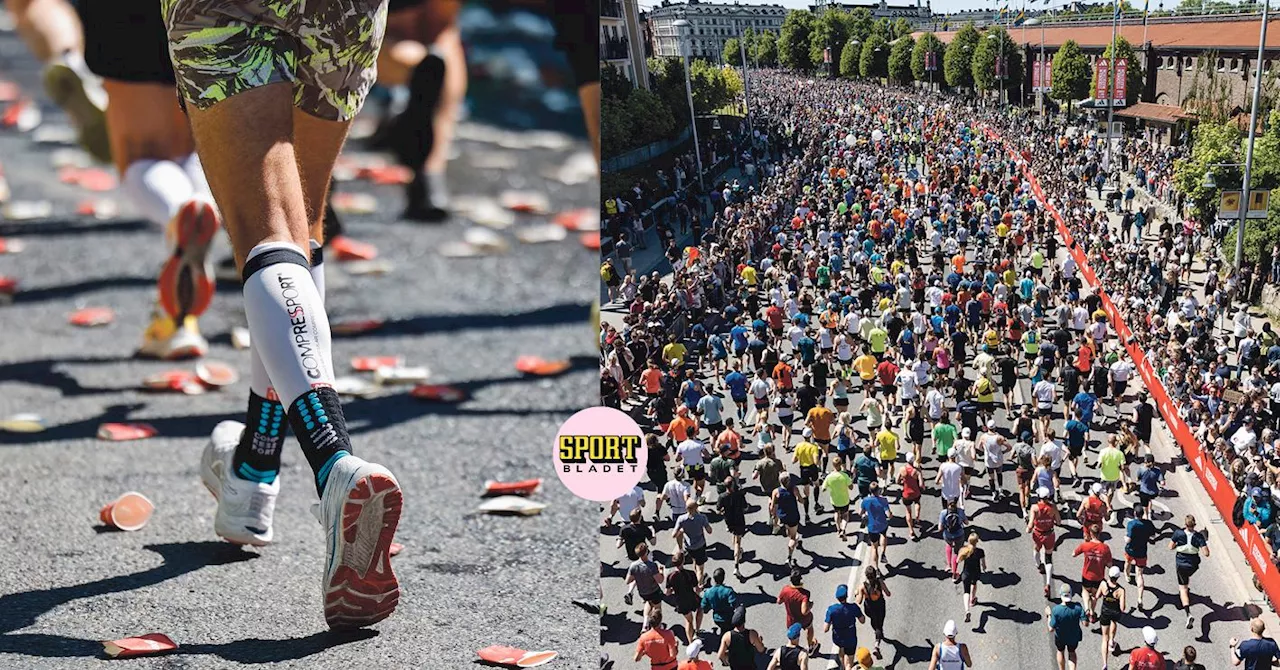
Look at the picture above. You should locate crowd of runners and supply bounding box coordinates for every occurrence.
[601,73,1280,670]
[3,0,597,631]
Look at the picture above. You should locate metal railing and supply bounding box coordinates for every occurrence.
[601,37,631,60]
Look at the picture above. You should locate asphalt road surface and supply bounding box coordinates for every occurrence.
[0,19,600,670]
[599,174,1277,670]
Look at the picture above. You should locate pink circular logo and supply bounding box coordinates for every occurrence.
[554,407,647,502]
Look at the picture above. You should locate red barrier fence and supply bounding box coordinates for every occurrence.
[1010,153,1280,608]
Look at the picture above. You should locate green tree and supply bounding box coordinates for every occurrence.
[601,96,633,158]
[893,17,914,40]
[860,34,889,80]
[689,59,732,114]
[811,9,854,72]
[848,7,874,43]
[912,32,944,82]
[601,62,632,102]
[1050,39,1090,116]
[944,23,980,89]
[1092,36,1142,105]
[754,31,779,66]
[1176,120,1280,264]
[840,36,860,78]
[972,26,1021,95]
[889,35,915,84]
[1184,51,1236,124]
[624,87,677,146]
[723,37,743,66]
[778,10,816,71]
[648,57,691,125]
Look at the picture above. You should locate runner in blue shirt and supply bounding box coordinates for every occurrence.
[860,482,892,566]
[724,366,749,421]
[824,584,865,670]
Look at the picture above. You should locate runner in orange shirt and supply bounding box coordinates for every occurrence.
[665,407,699,446]
[634,610,679,670]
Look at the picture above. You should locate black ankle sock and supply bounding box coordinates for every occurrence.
[231,390,286,484]
[286,386,353,494]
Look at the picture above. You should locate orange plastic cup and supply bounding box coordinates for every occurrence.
[99,492,154,531]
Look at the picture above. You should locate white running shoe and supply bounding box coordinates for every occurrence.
[313,454,403,630]
[200,420,279,546]
[42,52,110,164]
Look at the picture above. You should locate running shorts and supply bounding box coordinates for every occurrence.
[640,588,663,605]
[1054,638,1078,652]
[687,545,707,564]
[800,465,820,485]
[1032,531,1055,551]
[1016,468,1032,486]
[1082,577,1101,591]
[81,0,175,84]
[687,464,707,481]
[1176,564,1197,585]
[162,0,388,121]
[1125,553,1147,568]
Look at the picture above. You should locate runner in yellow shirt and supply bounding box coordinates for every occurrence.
[875,425,899,487]
[794,433,823,522]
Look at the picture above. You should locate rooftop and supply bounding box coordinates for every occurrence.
[918,15,1280,50]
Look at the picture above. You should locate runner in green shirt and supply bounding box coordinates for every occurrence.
[869,326,889,356]
[933,415,958,458]
[1097,436,1129,515]
[823,456,854,541]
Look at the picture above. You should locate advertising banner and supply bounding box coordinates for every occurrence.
[1114,58,1127,106]
[1096,58,1109,103]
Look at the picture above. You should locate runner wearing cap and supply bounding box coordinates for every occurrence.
[1046,585,1085,670]
[634,609,679,670]
[1129,626,1166,670]
[939,497,967,582]
[824,584,865,670]
[937,451,964,505]
[926,620,972,670]
[766,623,810,670]
[718,605,765,670]
[1170,514,1210,629]
[1028,486,1061,599]
[1098,566,1127,663]
[679,639,712,670]
[952,427,977,501]
[978,425,1009,500]
[776,570,818,655]
[1077,484,1110,533]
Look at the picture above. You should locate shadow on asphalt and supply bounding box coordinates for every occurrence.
[328,302,594,340]
[0,218,151,238]
[0,355,597,446]
[0,540,386,661]
[12,276,156,304]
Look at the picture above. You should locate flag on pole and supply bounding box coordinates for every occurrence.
[1143,0,1149,23]
[1114,0,1122,19]
[1014,9,1027,24]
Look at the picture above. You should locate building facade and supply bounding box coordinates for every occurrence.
[602,0,650,88]
[648,1,787,61]
[810,0,934,26]
[927,15,1280,116]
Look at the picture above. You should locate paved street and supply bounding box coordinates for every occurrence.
[598,104,1278,670]
[0,12,599,669]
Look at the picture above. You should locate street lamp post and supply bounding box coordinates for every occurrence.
[672,19,704,191]
[1105,0,1120,170]
[735,19,754,141]
[1025,18,1047,116]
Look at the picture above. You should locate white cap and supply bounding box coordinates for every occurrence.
[1037,486,1051,499]
[1108,566,1121,580]
[962,427,971,438]
[943,620,958,638]
[803,427,813,437]
[687,639,704,658]
[1091,483,1102,495]
[1142,626,1158,646]
[905,452,916,464]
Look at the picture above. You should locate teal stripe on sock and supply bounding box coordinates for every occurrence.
[238,462,278,484]
[316,450,350,490]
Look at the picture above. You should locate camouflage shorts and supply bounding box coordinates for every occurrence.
[162,0,388,122]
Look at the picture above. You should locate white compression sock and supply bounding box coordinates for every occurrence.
[122,159,194,227]
[309,239,325,302]
[241,241,334,404]
[180,153,213,203]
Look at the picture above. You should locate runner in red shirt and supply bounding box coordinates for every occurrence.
[897,452,923,539]
[773,359,795,392]
[1128,626,1165,670]
[876,357,900,408]
[1072,525,1113,624]
[1076,488,1108,531]
[776,571,817,653]
[765,304,784,337]
[1026,487,1061,599]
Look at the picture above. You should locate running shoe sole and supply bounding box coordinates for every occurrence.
[43,63,111,164]
[158,201,218,320]
[324,472,402,630]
